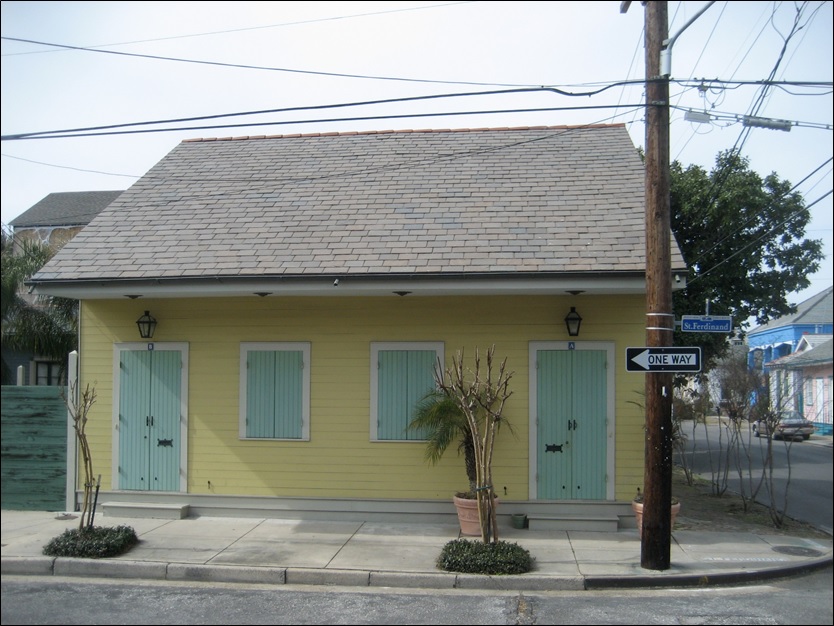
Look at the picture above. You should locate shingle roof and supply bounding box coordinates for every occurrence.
[749,286,833,334]
[10,190,124,228]
[32,125,686,291]
[766,337,833,369]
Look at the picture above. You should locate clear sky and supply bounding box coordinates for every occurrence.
[2,1,831,314]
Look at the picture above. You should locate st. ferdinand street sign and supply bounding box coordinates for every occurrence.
[625,347,701,372]
[680,315,733,333]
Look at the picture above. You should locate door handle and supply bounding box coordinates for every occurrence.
[567,419,578,430]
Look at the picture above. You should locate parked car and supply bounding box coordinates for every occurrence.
[752,412,815,441]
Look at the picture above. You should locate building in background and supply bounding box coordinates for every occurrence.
[3,190,123,385]
[748,286,833,434]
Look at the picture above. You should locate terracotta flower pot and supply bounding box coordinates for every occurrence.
[632,499,681,538]
[453,494,499,536]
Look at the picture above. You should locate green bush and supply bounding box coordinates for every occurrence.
[436,538,534,575]
[43,525,139,559]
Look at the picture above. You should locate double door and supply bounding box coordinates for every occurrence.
[117,346,184,491]
[535,345,609,500]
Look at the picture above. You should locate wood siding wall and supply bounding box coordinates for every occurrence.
[80,294,648,501]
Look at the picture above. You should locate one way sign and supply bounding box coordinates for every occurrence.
[625,347,701,372]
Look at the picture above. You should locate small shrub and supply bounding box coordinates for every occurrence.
[436,538,534,575]
[43,525,139,559]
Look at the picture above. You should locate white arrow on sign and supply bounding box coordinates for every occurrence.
[625,347,702,372]
[630,349,653,370]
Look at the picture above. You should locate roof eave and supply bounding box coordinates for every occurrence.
[28,271,686,300]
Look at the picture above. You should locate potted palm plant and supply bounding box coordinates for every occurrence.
[409,388,484,535]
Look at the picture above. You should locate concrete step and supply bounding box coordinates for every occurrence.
[527,514,620,532]
[101,502,190,520]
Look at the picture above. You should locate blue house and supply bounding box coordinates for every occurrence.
[747,286,833,433]
[747,287,833,368]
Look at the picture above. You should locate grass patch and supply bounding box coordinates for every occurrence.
[437,538,534,575]
[43,525,139,559]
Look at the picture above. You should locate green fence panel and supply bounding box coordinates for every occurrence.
[1,386,68,511]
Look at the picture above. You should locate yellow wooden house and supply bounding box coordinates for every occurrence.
[30,125,687,529]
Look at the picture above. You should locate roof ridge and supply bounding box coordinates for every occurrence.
[181,124,625,144]
[793,285,833,321]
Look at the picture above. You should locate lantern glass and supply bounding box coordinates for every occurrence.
[136,310,157,339]
[564,307,582,337]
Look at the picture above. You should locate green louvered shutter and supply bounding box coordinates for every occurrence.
[246,350,303,439]
[377,349,436,440]
[246,351,274,438]
[273,350,303,439]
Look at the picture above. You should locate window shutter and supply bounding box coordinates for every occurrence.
[272,350,303,439]
[377,349,437,440]
[246,351,275,438]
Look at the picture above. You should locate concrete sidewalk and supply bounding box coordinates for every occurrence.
[2,509,831,591]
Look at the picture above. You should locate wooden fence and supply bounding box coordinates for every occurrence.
[1,386,68,510]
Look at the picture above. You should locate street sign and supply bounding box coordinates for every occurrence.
[680,315,733,333]
[625,347,701,372]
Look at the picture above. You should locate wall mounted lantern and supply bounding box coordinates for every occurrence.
[564,307,582,337]
[136,310,157,339]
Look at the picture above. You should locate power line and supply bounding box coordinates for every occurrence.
[678,2,825,276]
[6,113,642,205]
[0,85,648,141]
[1,102,649,141]
[0,153,137,178]
[4,32,831,94]
[2,78,828,142]
[0,35,570,89]
[2,2,473,56]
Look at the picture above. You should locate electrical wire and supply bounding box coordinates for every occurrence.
[1,103,649,141]
[2,78,827,142]
[3,3,829,285]
[4,108,646,210]
[680,2,824,274]
[0,35,586,89]
[1,2,474,57]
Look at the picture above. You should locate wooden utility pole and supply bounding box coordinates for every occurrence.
[642,0,674,570]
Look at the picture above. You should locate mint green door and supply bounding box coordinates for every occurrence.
[118,348,181,491]
[536,348,607,500]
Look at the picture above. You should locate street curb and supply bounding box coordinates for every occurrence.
[2,555,831,591]
[53,557,167,581]
[167,563,287,585]
[1,556,55,576]
[369,571,457,589]
[584,555,833,589]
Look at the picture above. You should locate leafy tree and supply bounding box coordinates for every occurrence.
[1,229,78,383]
[670,150,823,370]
